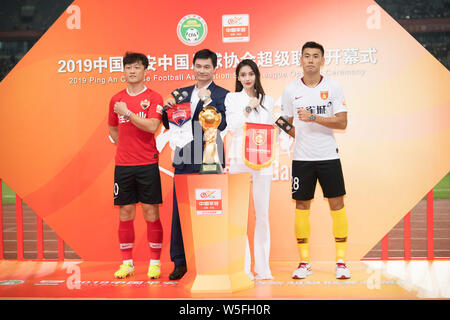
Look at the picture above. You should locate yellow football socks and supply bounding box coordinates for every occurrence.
[331,207,348,261]
[295,209,310,262]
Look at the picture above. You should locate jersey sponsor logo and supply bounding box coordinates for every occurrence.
[295,96,303,100]
[141,99,150,110]
[177,14,208,46]
[304,101,333,115]
[320,91,328,100]
[118,111,146,123]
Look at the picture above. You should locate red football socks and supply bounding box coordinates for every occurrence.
[147,219,163,260]
[118,220,134,261]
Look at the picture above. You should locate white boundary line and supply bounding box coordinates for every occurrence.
[158,166,174,178]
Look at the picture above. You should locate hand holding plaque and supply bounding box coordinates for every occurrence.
[275,116,294,136]
[199,105,222,174]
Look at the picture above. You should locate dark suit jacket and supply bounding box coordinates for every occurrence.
[162,82,228,174]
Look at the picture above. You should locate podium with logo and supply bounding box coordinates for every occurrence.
[174,173,254,293]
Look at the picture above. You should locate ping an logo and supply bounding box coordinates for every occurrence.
[200,190,216,199]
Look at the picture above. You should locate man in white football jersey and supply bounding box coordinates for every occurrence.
[281,41,350,280]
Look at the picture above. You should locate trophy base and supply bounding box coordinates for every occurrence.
[199,163,222,174]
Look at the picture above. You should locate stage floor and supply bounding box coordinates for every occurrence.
[1,260,449,299]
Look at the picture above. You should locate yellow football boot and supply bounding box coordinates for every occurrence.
[114,263,135,279]
[147,263,161,279]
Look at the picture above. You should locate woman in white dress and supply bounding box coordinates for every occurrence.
[225,59,275,280]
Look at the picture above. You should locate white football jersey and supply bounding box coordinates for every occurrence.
[281,76,347,161]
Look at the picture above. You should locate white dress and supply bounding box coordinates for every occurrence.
[225,90,275,279]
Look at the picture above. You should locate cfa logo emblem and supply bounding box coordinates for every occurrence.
[177,14,208,46]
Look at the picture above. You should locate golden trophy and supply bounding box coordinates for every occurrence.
[199,105,222,174]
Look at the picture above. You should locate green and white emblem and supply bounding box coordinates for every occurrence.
[177,14,207,46]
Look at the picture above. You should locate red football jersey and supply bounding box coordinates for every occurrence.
[108,87,163,166]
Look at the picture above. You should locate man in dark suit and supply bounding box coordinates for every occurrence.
[162,49,228,280]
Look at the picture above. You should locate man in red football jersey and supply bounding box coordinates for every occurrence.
[108,52,164,279]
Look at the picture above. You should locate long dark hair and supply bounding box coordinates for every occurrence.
[235,59,266,109]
